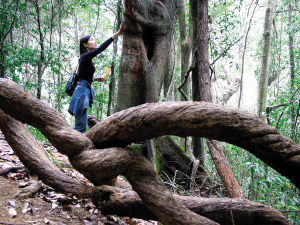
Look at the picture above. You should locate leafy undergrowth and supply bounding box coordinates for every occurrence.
[0,132,158,225]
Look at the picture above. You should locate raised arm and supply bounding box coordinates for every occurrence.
[82,38,114,60]
[82,28,123,61]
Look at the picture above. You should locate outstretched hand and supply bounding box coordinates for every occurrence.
[112,27,123,39]
[112,19,126,39]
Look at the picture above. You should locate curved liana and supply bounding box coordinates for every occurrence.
[0,78,296,225]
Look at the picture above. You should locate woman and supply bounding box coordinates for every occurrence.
[68,29,122,133]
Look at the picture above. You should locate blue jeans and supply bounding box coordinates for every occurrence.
[68,80,94,133]
[74,108,88,133]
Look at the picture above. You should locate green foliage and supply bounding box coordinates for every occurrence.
[209,1,241,60]
[267,78,300,143]
[27,125,48,143]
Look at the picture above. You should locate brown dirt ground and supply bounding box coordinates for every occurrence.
[0,132,158,225]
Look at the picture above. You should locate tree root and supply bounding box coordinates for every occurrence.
[14,180,42,199]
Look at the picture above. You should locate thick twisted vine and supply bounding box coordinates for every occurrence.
[0,78,216,224]
[0,78,296,224]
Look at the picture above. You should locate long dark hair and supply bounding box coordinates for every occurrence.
[79,35,92,55]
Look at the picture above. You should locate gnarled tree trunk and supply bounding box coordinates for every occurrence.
[114,0,178,112]
[113,0,180,171]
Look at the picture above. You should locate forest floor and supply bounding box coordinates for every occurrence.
[0,131,158,225]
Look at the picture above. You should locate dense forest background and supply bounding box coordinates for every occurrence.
[0,0,299,223]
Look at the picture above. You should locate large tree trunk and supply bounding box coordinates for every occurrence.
[0,78,296,224]
[114,0,180,169]
[114,0,179,112]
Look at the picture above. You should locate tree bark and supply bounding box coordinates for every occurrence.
[257,0,275,119]
[114,0,179,112]
[0,78,218,225]
[189,0,211,103]
[190,0,211,164]
[114,0,180,169]
[93,185,289,225]
[206,139,245,199]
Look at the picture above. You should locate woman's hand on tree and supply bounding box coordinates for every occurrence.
[112,26,123,39]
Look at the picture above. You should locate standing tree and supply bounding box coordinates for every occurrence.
[188,0,244,198]
[287,1,297,139]
[114,0,178,112]
[31,0,47,99]
[178,0,191,148]
[0,0,20,78]
[189,0,211,165]
[107,0,123,116]
[257,0,276,119]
